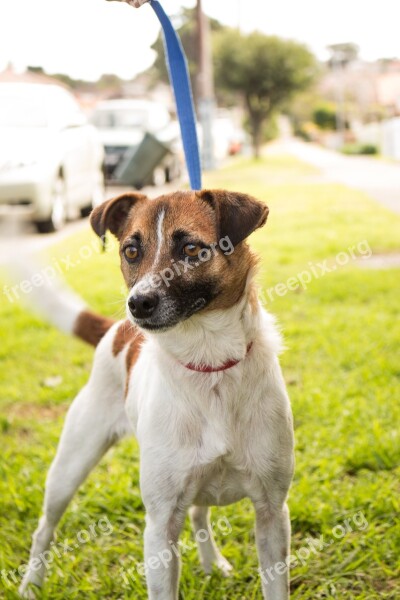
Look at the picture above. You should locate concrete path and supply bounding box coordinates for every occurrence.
[267,139,400,215]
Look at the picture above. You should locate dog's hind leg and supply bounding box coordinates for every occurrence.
[189,506,232,576]
[19,342,130,598]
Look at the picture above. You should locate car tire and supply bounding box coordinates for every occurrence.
[35,176,66,234]
[80,204,92,218]
[81,165,106,218]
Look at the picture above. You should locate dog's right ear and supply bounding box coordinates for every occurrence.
[90,192,147,241]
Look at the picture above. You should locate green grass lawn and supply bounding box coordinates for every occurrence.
[1,155,399,599]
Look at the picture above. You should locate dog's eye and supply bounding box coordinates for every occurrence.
[124,245,139,262]
[183,243,201,258]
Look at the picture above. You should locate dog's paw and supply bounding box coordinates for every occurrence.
[19,577,41,599]
[202,554,233,577]
[215,555,233,577]
[19,586,39,600]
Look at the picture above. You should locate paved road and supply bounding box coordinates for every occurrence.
[267,139,400,214]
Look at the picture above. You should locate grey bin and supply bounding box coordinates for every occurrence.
[114,132,171,188]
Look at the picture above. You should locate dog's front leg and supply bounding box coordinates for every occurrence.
[254,501,291,600]
[140,457,194,600]
[143,511,185,600]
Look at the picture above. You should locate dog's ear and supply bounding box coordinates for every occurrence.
[90,192,147,240]
[196,189,269,246]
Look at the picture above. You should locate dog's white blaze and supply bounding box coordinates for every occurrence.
[127,209,166,305]
[154,208,166,268]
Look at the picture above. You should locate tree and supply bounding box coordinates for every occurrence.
[214,30,317,157]
[327,43,359,68]
[150,7,224,104]
[27,66,45,75]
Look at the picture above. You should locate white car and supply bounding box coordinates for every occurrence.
[0,83,105,233]
[91,99,182,187]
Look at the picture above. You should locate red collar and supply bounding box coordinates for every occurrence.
[183,342,253,373]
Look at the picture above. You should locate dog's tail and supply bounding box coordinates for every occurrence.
[8,258,114,347]
[72,310,115,347]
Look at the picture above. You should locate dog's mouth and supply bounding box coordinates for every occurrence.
[128,297,209,333]
[137,321,172,332]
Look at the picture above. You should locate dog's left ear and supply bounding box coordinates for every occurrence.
[90,192,147,241]
[197,189,269,246]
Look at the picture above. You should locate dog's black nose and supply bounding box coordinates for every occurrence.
[128,292,159,320]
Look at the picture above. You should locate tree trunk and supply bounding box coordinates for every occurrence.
[245,94,269,159]
[253,126,262,159]
[251,116,263,159]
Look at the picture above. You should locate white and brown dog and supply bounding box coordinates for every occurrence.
[20,190,294,600]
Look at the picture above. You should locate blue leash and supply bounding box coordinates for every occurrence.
[150,0,202,191]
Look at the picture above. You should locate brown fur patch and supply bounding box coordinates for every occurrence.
[73,310,114,347]
[111,321,144,396]
[125,331,144,397]
[248,280,260,314]
[112,320,140,356]
[126,333,143,375]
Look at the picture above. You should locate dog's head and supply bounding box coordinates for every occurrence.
[91,190,268,332]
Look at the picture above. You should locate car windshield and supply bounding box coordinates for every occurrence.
[92,109,149,129]
[0,91,48,128]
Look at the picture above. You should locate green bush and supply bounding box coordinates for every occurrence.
[341,143,378,155]
[312,103,337,130]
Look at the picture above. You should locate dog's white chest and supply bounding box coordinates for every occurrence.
[126,307,293,512]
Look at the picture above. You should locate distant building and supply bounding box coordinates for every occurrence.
[0,64,68,88]
[321,59,400,120]
[121,72,174,110]
[0,65,175,116]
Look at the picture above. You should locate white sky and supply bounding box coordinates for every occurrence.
[0,0,398,81]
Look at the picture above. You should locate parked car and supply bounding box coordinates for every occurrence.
[0,83,105,233]
[91,99,182,187]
